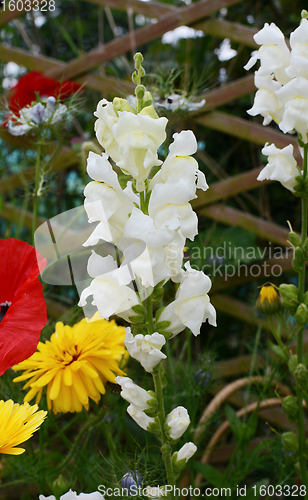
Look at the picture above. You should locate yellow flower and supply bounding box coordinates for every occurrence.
[0,400,47,455]
[256,285,281,315]
[13,314,126,413]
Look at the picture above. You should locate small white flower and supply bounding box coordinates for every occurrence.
[275,77,308,142]
[144,486,168,499]
[7,98,67,136]
[94,98,120,162]
[149,178,198,241]
[257,142,299,192]
[166,406,190,440]
[244,22,290,84]
[112,110,167,191]
[286,18,308,79]
[159,262,216,336]
[150,130,208,194]
[156,93,205,112]
[39,489,105,499]
[115,376,154,411]
[127,404,155,431]
[78,251,140,320]
[124,328,166,372]
[247,72,283,125]
[177,442,197,463]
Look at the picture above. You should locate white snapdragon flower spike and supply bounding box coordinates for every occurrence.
[165,406,190,440]
[125,328,167,372]
[39,489,104,499]
[149,178,198,241]
[247,72,283,125]
[112,109,168,191]
[94,98,120,162]
[127,404,155,431]
[150,130,208,192]
[244,22,290,84]
[257,143,299,192]
[286,18,308,79]
[115,376,154,411]
[78,251,140,320]
[275,77,308,142]
[177,442,197,463]
[159,262,216,336]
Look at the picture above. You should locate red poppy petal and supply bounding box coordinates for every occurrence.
[7,71,82,113]
[0,276,47,375]
[0,239,47,303]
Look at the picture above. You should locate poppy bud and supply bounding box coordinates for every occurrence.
[256,285,281,315]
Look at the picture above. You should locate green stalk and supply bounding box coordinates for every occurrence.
[153,367,176,491]
[296,143,308,493]
[32,142,41,245]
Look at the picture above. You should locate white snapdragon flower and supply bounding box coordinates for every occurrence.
[286,18,308,79]
[39,489,104,499]
[112,109,167,191]
[83,152,135,243]
[244,22,290,84]
[150,130,208,192]
[159,262,216,336]
[115,376,154,411]
[247,72,283,125]
[275,77,308,142]
[78,251,140,320]
[165,406,190,440]
[124,328,167,372]
[127,404,156,431]
[176,442,197,463]
[94,98,120,162]
[149,178,198,241]
[123,207,180,286]
[257,143,299,192]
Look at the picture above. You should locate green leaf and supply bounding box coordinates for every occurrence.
[193,463,225,489]
[131,304,146,315]
[244,411,258,443]
[225,405,242,440]
[155,320,171,331]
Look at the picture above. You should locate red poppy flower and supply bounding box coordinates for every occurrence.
[0,239,47,376]
[7,71,82,114]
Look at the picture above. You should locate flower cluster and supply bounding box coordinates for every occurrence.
[78,98,215,330]
[244,16,308,191]
[78,53,216,483]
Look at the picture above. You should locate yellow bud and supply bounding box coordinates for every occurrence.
[256,285,281,315]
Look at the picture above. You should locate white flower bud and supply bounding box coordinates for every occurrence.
[166,406,190,440]
[115,377,154,411]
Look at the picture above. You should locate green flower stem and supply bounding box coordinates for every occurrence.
[58,408,105,471]
[153,367,176,491]
[268,315,288,361]
[32,142,42,245]
[296,143,308,494]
